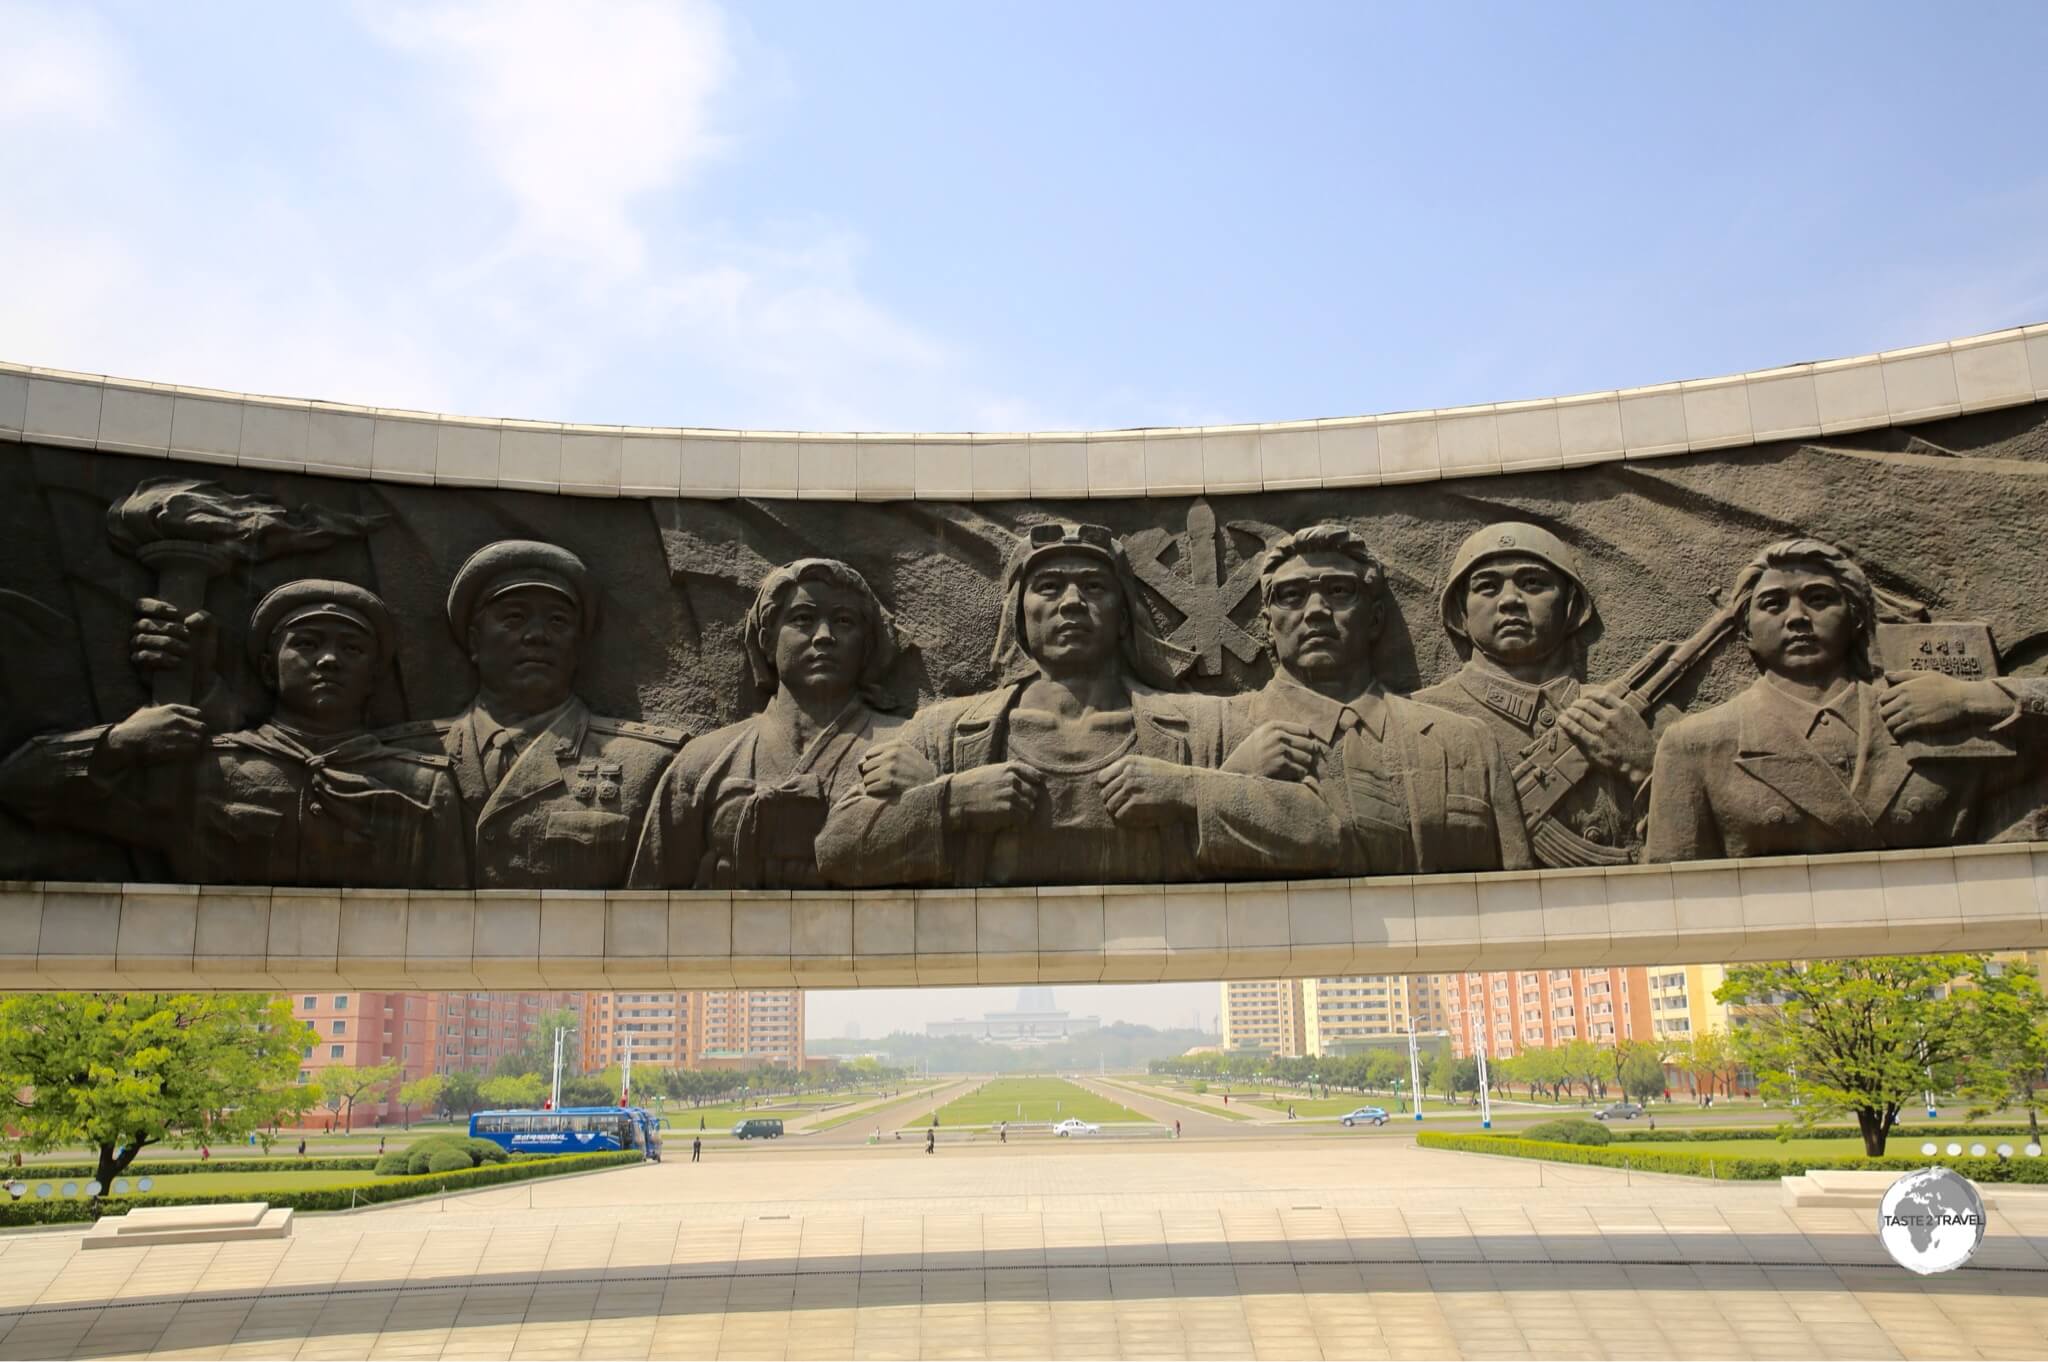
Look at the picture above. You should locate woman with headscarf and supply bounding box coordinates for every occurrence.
[628,559,905,888]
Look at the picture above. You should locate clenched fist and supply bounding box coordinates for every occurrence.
[1098,754,1194,825]
[104,703,211,768]
[130,599,218,683]
[1556,684,1654,785]
[856,739,939,798]
[1220,720,1321,782]
[943,762,1044,830]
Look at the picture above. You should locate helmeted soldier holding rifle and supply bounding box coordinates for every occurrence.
[1414,522,1658,867]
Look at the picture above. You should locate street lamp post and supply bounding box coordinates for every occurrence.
[1407,1020,1424,1122]
[1475,1026,1492,1131]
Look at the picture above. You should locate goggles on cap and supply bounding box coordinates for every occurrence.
[1028,522,1116,551]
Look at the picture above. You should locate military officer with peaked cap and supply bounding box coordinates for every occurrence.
[1414,521,1654,867]
[0,580,468,888]
[385,539,688,888]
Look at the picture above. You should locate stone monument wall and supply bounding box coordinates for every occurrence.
[1,328,2046,987]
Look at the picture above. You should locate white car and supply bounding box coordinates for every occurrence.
[1052,1118,1100,1137]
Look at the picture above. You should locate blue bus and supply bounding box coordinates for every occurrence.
[470,1106,665,1161]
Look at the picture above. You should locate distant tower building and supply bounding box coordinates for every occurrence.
[582,989,805,1071]
[925,987,1099,1045]
[1301,976,1419,1055]
[1219,979,1305,1056]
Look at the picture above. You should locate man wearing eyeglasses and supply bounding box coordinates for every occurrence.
[817,522,1330,886]
[1222,524,1533,873]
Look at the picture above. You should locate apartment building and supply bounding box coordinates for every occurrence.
[1645,964,1733,1041]
[1436,966,1654,1060]
[292,991,578,1128]
[1219,979,1306,1056]
[582,989,805,1071]
[1301,976,1419,1054]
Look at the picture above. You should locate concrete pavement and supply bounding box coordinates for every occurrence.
[6,1133,2048,1358]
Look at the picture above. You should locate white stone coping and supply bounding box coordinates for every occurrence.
[5,842,2044,991]
[2,326,2044,500]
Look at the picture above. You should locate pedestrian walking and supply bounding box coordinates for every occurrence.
[925,1129,935,1155]
[377,1136,385,1155]
[199,1146,210,1161]
[691,1137,702,1163]
[999,1122,1007,1144]
[296,1138,306,1156]
[1174,1120,1181,1139]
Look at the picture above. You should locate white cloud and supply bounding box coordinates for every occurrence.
[360,0,732,279]
[0,0,1020,433]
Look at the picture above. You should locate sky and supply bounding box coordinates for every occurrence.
[4,1,2045,1035]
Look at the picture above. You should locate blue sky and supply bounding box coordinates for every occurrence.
[4,1,2044,1033]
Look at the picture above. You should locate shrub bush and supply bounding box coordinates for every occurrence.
[373,1152,411,1176]
[426,1149,473,1174]
[1522,1119,1611,1146]
[465,1138,508,1164]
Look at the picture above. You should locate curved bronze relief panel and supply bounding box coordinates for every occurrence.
[2,400,2045,889]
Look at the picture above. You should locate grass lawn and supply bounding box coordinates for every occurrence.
[805,1085,949,1133]
[929,1078,1143,1127]
[1109,1080,1253,1121]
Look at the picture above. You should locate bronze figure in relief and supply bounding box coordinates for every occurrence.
[1413,522,1654,866]
[1222,524,1535,874]
[817,523,1331,886]
[631,559,906,888]
[1645,538,2036,861]
[385,540,686,888]
[0,582,467,887]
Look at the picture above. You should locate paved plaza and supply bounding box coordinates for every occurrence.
[4,1132,2048,1360]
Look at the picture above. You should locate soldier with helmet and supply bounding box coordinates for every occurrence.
[0,580,467,887]
[385,540,687,888]
[818,522,1329,886]
[1414,521,1655,866]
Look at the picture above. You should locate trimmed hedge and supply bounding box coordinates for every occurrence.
[1608,1123,2043,1145]
[0,1150,642,1227]
[1419,1131,2048,1182]
[1522,1119,1611,1146]
[13,1156,384,1179]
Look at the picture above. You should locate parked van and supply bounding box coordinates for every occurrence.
[732,1117,784,1140]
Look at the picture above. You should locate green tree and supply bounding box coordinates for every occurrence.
[494,1007,580,1079]
[1561,1040,1608,1103]
[480,1073,547,1109]
[1428,1048,1458,1102]
[398,1074,445,1125]
[321,1060,401,1131]
[1717,955,2035,1156]
[1620,1046,1666,1104]
[439,1069,484,1116]
[0,992,318,1190]
[1960,959,2048,1143]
